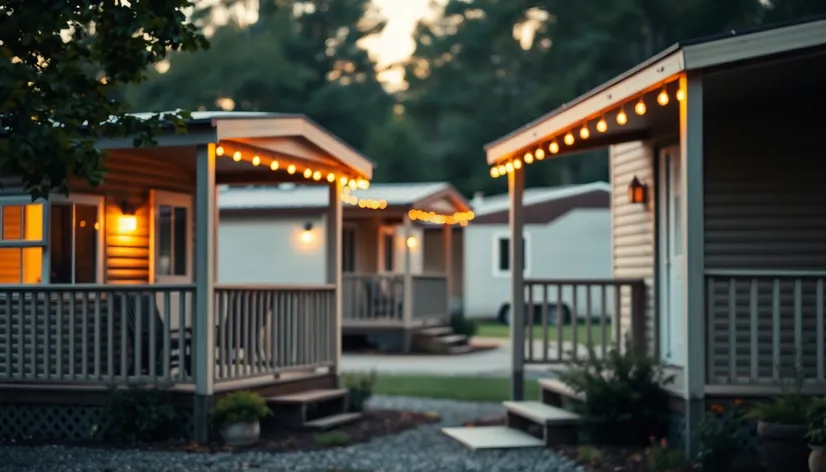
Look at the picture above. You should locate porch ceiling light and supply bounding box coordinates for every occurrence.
[406,236,418,249]
[301,222,314,244]
[628,176,648,204]
[117,200,138,233]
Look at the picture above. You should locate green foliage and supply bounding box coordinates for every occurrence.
[695,401,752,472]
[210,391,271,427]
[450,314,478,339]
[101,385,181,444]
[576,445,603,465]
[645,437,692,471]
[748,362,810,424]
[806,397,826,446]
[341,370,377,412]
[556,342,673,446]
[314,430,350,447]
[0,0,208,199]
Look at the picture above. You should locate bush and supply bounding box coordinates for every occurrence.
[210,391,271,428]
[556,342,673,446]
[695,400,752,472]
[646,437,692,471]
[342,370,377,412]
[101,384,181,444]
[450,313,477,339]
[314,430,350,447]
[807,397,826,447]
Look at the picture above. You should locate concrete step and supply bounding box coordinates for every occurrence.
[417,326,453,337]
[503,401,580,425]
[267,388,347,405]
[442,426,544,450]
[437,334,468,346]
[304,412,362,430]
[447,344,474,355]
[538,378,585,406]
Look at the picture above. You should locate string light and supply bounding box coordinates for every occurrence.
[634,98,647,115]
[251,155,260,166]
[524,152,534,164]
[303,168,313,179]
[327,173,336,182]
[564,132,575,146]
[596,116,608,133]
[657,87,669,106]
[513,158,522,169]
[270,161,279,171]
[535,148,545,160]
[233,151,242,162]
[617,108,628,125]
[549,141,559,154]
[676,88,685,101]
[579,124,590,140]
[216,146,225,156]
[408,209,475,226]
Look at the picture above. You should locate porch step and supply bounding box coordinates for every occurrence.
[418,326,453,337]
[538,378,585,407]
[504,401,580,446]
[266,388,352,429]
[447,344,475,355]
[442,425,544,450]
[304,412,362,430]
[438,334,468,346]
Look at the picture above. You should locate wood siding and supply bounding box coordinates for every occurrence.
[610,141,656,354]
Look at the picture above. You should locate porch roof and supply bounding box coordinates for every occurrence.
[472,181,610,220]
[484,16,826,166]
[102,111,374,181]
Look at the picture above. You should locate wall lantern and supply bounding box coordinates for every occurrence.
[627,176,648,204]
[117,200,138,233]
[406,236,418,249]
[300,222,314,244]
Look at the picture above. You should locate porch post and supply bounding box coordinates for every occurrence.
[509,166,525,401]
[326,180,343,376]
[402,215,414,350]
[442,223,453,321]
[681,72,705,458]
[193,143,216,443]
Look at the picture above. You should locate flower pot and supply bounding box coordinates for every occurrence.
[220,420,260,447]
[757,421,809,472]
[810,446,826,472]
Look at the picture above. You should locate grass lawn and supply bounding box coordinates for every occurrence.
[373,375,538,403]
[476,320,610,345]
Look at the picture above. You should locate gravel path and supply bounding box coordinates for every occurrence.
[0,396,583,472]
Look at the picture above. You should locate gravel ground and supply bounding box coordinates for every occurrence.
[0,396,584,472]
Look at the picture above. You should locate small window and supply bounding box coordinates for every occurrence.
[383,233,394,272]
[342,227,356,272]
[157,204,189,276]
[49,202,101,284]
[495,236,527,275]
[0,203,45,284]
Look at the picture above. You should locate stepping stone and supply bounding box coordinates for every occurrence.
[441,426,544,450]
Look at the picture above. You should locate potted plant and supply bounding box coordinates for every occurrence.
[807,397,826,472]
[210,391,271,446]
[749,394,811,471]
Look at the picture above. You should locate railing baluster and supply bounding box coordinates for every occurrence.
[585,283,592,357]
[794,279,803,369]
[818,279,825,382]
[94,293,101,380]
[749,279,758,382]
[572,284,579,361]
[162,290,171,381]
[600,284,608,358]
[727,278,736,383]
[526,283,534,362]
[67,294,74,380]
[706,277,715,383]
[772,279,781,381]
[107,292,114,382]
[541,284,548,363]
[557,284,564,361]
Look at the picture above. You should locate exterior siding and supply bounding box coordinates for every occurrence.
[610,141,656,354]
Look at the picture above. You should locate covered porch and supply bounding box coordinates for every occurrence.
[484,19,826,411]
[0,112,373,441]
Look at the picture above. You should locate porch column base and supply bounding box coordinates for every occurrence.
[683,397,705,459]
[193,393,213,443]
[511,368,524,401]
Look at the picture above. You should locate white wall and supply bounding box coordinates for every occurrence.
[463,208,612,319]
[218,215,326,284]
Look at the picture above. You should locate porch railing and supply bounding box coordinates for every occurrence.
[213,285,336,383]
[522,278,647,364]
[706,270,826,386]
[341,273,449,326]
[0,284,196,385]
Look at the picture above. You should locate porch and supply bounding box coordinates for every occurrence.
[0,112,373,441]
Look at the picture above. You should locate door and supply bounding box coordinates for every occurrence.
[659,146,684,366]
[152,190,193,330]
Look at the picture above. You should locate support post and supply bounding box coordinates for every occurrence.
[402,215,414,350]
[681,72,705,458]
[509,166,525,401]
[326,180,343,376]
[443,223,453,321]
[194,143,216,443]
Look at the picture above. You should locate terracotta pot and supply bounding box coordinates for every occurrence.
[810,446,826,472]
[757,421,809,472]
[220,420,260,447]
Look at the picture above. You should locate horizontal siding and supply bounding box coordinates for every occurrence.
[610,141,656,353]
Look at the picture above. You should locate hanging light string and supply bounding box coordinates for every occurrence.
[489,79,684,178]
[216,143,371,190]
[339,188,475,226]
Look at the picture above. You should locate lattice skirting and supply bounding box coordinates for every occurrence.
[0,404,194,441]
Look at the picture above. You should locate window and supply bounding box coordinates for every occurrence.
[157,204,189,276]
[49,201,101,284]
[0,202,45,284]
[342,227,356,272]
[493,234,529,277]
[383,232,395,272]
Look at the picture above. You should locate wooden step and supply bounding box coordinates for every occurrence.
[267,388,346,405]
[304,412,362,430]
[538,378,585,406]
[504,401,580,446]
[447,344,475,355]
[437,334,468,345]
[503,401,580,426]
[417,326,453,337]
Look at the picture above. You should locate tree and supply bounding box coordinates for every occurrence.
[0,0,208,199]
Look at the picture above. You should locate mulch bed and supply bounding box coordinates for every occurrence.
[1,409,439,453]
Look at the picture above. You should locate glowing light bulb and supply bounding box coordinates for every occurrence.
[490,167,500,178]
[564,132,575,146]
[657,89,669,106]
[498,164,506,174]
[579,125,590,140]
[348,179,357,190]
[270,161,279,171]
[505,162,514,173]
[524,152,533,164]
[312,171,322,180]
[513,159,522,169]
[358,179,370,190]
[535,148,545,160]
[596,118,608,133]
[232,151,242,162]
[676,89,685,101]
[549,141,559,154]
[340,176,349,186]
[327,173,336,182]
[617,109,628,125]
[634,99,646,115]
[303,168,312,178]
[251,155,260,166]
[287,164,296,174]
[216,146,225,156]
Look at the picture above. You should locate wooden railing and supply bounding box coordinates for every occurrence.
[0,285,195,384]
[342,273,404,322]
[522,278,647,364]
[213,285,336,382]
[412,274,449,322]
[706,270,826,386]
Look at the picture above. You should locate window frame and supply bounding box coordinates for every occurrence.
[491,231,531,278]
[377,226,396,273]
[342,224,357,273]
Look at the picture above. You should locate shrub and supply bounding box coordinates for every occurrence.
[556,341,673,446]
[807,397,826,447]
[314,430,350,447]
[576,445,603,466]
[450,313,477,339]
[210,391,271,428]
[101,384,180,444]
[646,437,692,471]
[695,401,752,472]
[342,370,377,412]
[748,364,810,425]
